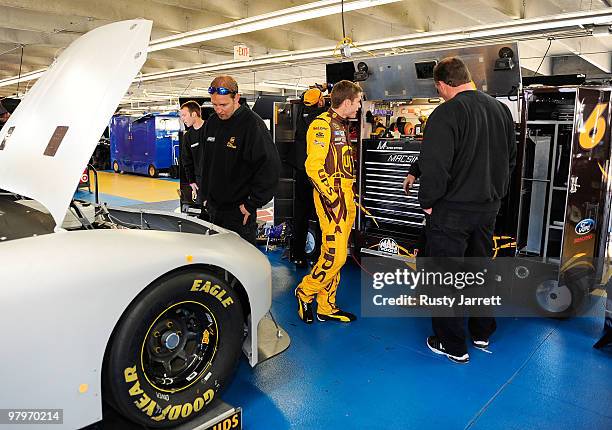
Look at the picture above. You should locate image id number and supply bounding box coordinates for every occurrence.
[0,409,63,424]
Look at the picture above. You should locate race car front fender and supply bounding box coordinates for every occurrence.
[0,228,271,429]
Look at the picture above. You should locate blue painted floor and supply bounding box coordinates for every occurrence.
[224,250,612,430]
[75,173,611,429]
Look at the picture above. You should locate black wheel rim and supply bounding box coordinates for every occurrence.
[140,301,219,393]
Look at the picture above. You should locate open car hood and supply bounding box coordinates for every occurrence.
[0,20,151,228]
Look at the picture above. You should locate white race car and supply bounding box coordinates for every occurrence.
[0,20,287,429]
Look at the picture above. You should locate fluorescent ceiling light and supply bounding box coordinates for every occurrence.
[148,0,403,52]
[135,9,612,83]
[0,0,398,89]
[257,81,308,90]
[3,9,612,90]
[0,68,46,87]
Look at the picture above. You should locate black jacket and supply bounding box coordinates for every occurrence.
[181,124,206,184]
[200,105,281,213]
[289,103,327,171]
[408,159,421,178]
[418,90,516,212]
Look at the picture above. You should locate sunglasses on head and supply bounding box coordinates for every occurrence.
[208,86,237,95]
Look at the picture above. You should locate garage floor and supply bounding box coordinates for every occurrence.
[76,173,612,430]
[225,251,612,430]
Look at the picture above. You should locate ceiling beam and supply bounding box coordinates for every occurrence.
[554,37,611,73]
[434,0,611,73]
[147,1,405,51]
[487,0,523,19]
[0,1,343,58]
[343,3,426,35]
[0,51,55,68]
[528,0,611,73]
[518,40,554,75]
[0,6,339,76]
[0,26,76,47]
[0,0,229,34]
[432,0,516,25]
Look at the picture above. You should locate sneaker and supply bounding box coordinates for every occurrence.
[472,338,490,350]
[426,336,469,364]
[316,309,357,323]
[295,288,314,324]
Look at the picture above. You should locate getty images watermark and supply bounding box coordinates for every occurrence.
[372,267,501,307]
[360,257,602,318]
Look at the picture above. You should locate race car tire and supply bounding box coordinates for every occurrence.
[103,268,244,428]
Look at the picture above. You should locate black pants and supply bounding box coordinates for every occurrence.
[291,169,318,261]
[426,208,498,355]
[208,204,257,246]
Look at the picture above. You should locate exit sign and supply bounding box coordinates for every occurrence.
[234,45,250,61]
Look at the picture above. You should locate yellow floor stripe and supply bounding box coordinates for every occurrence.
[91,172,179,203]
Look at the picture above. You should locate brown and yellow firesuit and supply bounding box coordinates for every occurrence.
[295,108,357,317]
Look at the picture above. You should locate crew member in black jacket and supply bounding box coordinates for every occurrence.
[179,101,206,206]
[416,57,516,364]
[200,75,281,245]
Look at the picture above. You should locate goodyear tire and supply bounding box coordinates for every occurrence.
[113,160,121,173]
[104,269,244,428]
[148,164,158,178]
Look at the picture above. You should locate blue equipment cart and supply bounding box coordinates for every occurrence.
[110,113,180,177]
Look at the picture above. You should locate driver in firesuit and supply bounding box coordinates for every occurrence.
[294,80,362,324]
